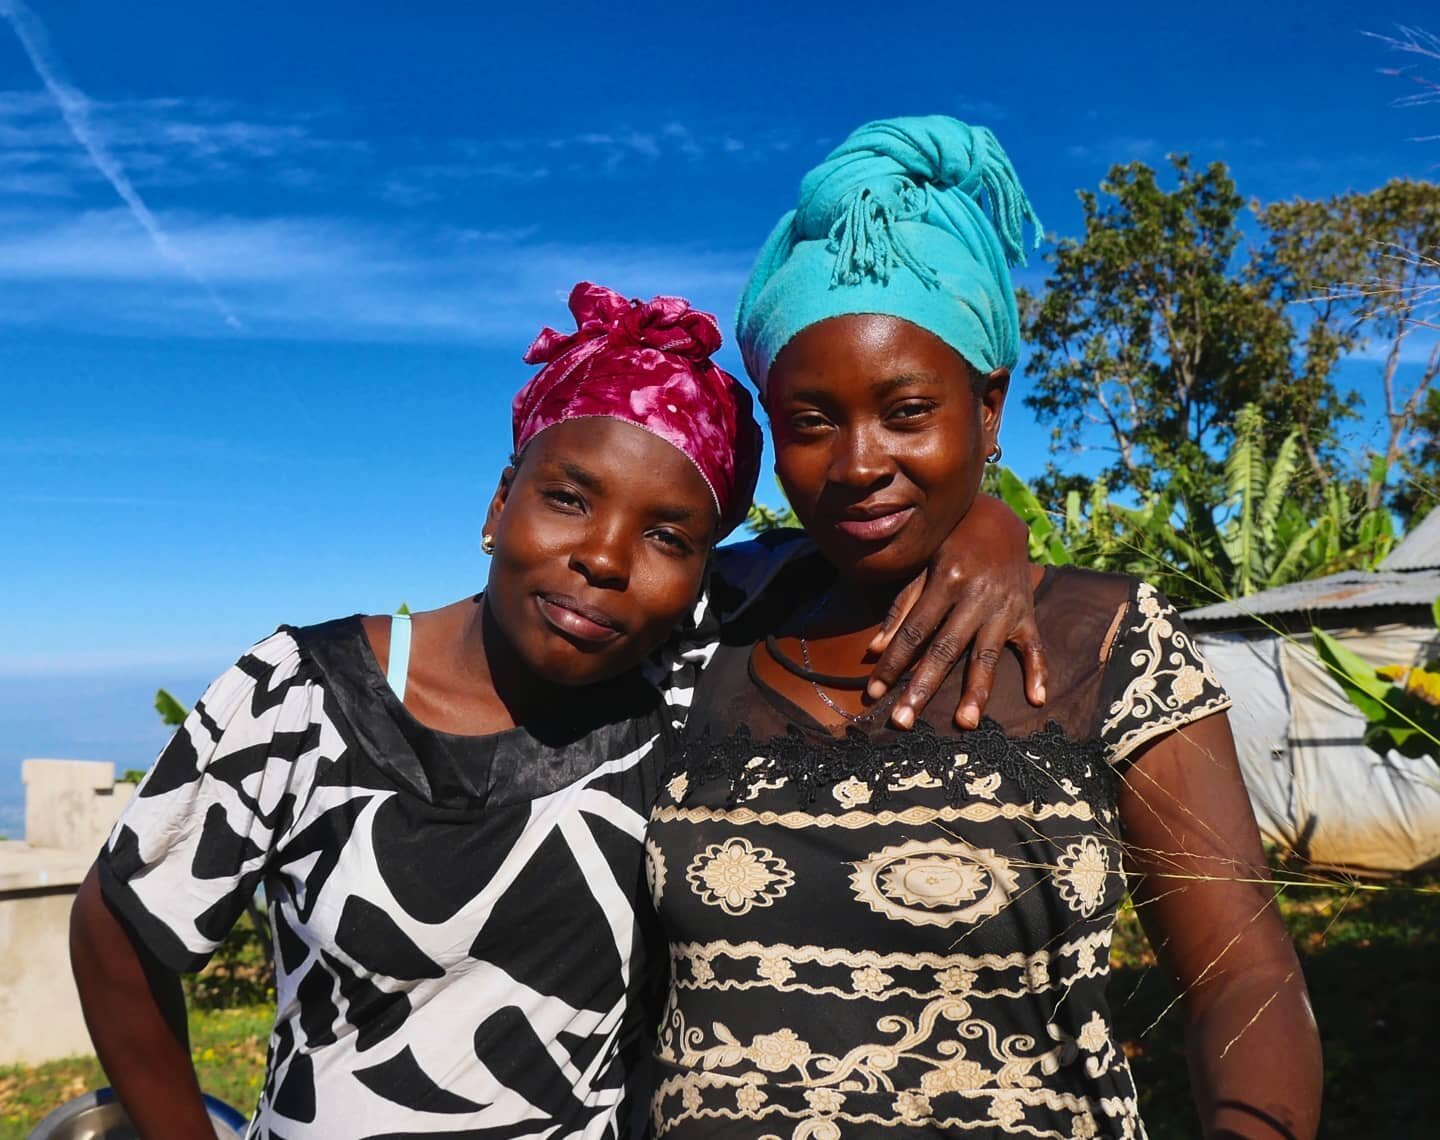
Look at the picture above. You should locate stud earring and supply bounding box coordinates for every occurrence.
[481,533,495,555]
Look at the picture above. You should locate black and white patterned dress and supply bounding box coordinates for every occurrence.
[645,553,1231,1140]
[99,615,687,1139]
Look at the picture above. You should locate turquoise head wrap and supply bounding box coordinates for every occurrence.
[735,115,1041,396]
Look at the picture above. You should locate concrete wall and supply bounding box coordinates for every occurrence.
[0,759,133,1066]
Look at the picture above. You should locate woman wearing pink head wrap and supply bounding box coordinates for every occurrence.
[70,281,1041,1140]
[513,281,762,539]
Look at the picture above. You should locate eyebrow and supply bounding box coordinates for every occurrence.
[871,372,943,398]
[785,371,944,404]
[558,460,601,489]
[552,459,702,524]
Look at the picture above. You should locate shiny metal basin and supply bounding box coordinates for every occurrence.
[28,1089,247,1139]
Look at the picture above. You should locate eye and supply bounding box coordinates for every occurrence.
[541,487,585,512]
[889,399,937,422]
[648,528,696,557]
[787,409,832,434]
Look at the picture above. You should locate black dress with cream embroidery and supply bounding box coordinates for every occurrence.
[645,548,1230,1140]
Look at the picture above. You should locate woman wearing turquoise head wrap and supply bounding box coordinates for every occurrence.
[736,115,1040,395]
[648,117,1321,1139]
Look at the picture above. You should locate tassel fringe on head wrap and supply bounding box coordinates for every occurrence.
[736,115,1042,396]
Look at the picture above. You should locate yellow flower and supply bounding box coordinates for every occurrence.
[1381,664,1440,707]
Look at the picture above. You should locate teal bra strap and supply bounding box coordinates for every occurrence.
[387,613,412,702]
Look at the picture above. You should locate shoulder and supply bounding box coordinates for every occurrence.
[712,531,828,643]
[1033,566,1142,651]
[285,614,367,658]
[710,530,816,613]
[198,617,367,728]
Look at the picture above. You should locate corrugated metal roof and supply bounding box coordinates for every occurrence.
[1185,569,1440,622]
[1381,509,1440,572]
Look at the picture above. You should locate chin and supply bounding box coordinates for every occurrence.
[536,639,641,687]
[816,534,929,586]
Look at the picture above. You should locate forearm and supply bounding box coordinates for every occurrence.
[1183,960,1322,1139]
[70,867,216,1140]
[1119,717,1321,1140]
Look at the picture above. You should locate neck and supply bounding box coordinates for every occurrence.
[459,596,569,727]
[805,573,908,636]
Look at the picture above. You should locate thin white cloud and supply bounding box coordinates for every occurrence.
[0,0,242,329]
[0,206,754,344]
[0,648,235,676]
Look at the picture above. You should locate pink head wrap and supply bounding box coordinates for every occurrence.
[512,282,762,538]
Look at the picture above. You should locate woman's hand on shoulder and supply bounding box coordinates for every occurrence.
[866,493,1047,730]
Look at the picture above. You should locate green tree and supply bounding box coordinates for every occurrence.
[1020,156,1303,505]
[745,500,797,534]
[1256,179,1440,521]
[1392,388,1440,524]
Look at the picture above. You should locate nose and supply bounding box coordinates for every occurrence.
[827,423,890,490]
[569,518,631,589]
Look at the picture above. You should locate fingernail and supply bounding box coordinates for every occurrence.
[1036,684,1046,704]
[961,704,979,726]
[868,680,888,699]
[893,706,914,729]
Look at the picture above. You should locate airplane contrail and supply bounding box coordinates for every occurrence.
[0,0,244,330]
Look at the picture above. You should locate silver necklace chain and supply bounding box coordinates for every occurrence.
[797,633,877,724]
[793,591,882,726]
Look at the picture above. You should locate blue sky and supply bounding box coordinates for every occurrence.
[1,0,1436,829]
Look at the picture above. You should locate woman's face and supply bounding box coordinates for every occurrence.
[484,418,717,685]
[767,313,1007,585]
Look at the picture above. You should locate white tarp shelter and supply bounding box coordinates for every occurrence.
[1185,510,1440,872]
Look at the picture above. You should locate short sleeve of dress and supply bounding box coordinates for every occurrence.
[96,629,322,973]
[1095,579,1232,766]
[644,529,814,733]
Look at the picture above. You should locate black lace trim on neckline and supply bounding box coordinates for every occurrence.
[675,718,1117,810]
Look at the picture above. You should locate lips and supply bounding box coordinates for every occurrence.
[535,592,624,648]
[831,504,916,543]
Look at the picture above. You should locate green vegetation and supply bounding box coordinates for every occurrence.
[1111,873,1440,1138]
[991,402,1394,611]
[0,1005,270,1138]
[1313,598,1440,762]
[0,910,274,1138]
